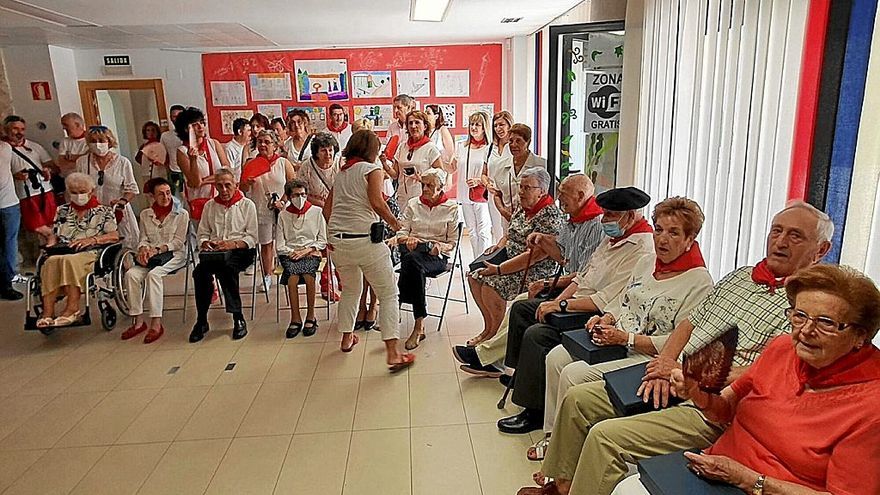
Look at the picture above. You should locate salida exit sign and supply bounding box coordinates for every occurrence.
[103,55,130,66]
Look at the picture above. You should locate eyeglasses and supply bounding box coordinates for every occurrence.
[785,308,854,334]
[520,184,541,192]
[88,125,108,133]
[97,170,105,186]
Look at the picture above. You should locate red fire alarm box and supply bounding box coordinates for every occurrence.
[30,82,52,101]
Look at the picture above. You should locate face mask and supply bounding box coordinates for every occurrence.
[601,220,625,238]
[71,193,90,206]
[89,142,110,156]
[291,196,306,209]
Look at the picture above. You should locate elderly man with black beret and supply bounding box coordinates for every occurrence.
[496,186,656,434]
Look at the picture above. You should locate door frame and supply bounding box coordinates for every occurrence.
[78,78,169,130]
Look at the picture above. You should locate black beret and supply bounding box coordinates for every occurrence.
[595,186,650,211]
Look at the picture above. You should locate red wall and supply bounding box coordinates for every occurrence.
[201,44,503,138]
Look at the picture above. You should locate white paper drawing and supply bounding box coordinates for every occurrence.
[435,70,470,97]
[249,73,292,101]
[352,71,392,99]
[353,105,393,131]
[396,70,431,97]
[257,104,283,121]
[438,104,457,130]
[461,103,495,128]
[220,109,255,135]
[294,59,350,102]
[211,81,248,107]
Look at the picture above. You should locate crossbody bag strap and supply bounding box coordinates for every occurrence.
[310,158,331,192]
[298,135,312,161]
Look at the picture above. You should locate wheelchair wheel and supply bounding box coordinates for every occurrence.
[113,249,136,317]
[39,327,54,336]
[99,300,117,331]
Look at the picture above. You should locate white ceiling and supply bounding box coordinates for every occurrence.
[0,0,586,50]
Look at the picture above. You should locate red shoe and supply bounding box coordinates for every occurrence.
[211,286,220,304]
[143,325,165,344]
[121,322,148,340]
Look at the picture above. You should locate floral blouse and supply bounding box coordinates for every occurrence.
[53,204,118,243]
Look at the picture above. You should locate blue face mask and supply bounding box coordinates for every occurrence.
[601,220,625,238]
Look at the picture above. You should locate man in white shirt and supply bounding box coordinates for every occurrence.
[57,112,89,178]
[160,105,185,195]
[4,115,57,241]
[387,94,415,150]
[326,104,352,151]
[0,141,23,300]
[191,168,258,343]
[224,118,251,182]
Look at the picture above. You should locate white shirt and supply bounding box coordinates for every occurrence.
[454,141,490,203]
[492,151,546,210]
[299,157,338,201]
[394,142,442,206]
[249,156,292,223]
[328,160,381,236]
[276,206,327,254]
[10,140,53,199]
[75,153,140,205]
[177,143,220,202]
[160,130,182,172]
[58,136,89,162]
[224,139,245,182]
[329,126,352,152]
[573,232,656,316]
[387,120,407,145]
[138,207,190,252]
[0,142,18,209]
[197,195,258,249]
[398,196,459,256]
[285,136,314,169]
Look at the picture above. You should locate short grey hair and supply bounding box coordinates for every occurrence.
[310,131,339,156]
[65,172,95,192]
[520,167,551,193]
[393,94,415,108]
[61,112,84,125]
[214,168,236,182]
[777,200,835,243]
[256,129,281,147]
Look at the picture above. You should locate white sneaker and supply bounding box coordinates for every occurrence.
[262,275,272,292]
[11,274,27,285]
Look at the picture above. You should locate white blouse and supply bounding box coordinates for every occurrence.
[197,196,259,249]
[454,141,490,204]
[75,152,140,205]
[248,156,292,223]
[328,160,381,236]
[394,142,442,206]
[398,197,459,256]
[490,151,546,211]
[284,136,313,167]
[276,206,327,255]
[177,142,221,202]
[298,157,338,201]
[138,207,190,253]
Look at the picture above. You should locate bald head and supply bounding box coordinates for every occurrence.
[557,174,596,215]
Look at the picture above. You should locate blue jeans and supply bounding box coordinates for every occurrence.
[0,205,20,288]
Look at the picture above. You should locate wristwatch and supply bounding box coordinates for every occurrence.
[559,299,568,313]
[752,474,766,495]
[627,332,635,348]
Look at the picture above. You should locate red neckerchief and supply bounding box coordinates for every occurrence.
[751,259,787,294]
[214,189,244,209]
[470,136,488,146]
[151,201,173,221]
[70,196,100,212]
[266,153,280,165]
[407,135,431,151]
[570,197,603,224]
[654,242,706,276]
[341,156,366,172]
[525,194,554,219]
[609,217,653,245]
[286,200,312,215]
[795,341,880,394]
[328,120,348,133]
[198,138,216,171]
[419,192,449,209]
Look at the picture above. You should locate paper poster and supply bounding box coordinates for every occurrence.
[461,103,495,127]
[294,59,349,102]
[396,70,431,97]
[584,68,622,131]
[351,71,392,99]
[434,70,470,97]
[210,81,247,107]
[249,73,292,101]
[353,105,393,131]
[220,109,255,135]
[438,104,457,129]
[256,104,283,121]
[287,106,327,131]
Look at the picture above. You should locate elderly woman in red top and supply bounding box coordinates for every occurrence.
[615,263,880,495]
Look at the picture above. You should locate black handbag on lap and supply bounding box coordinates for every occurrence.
[561,330,628,364]
[545,312,595,330]
[468,247,508,272]
[604,362,682,416]
[637,450,741,494]
[143,251,174,269]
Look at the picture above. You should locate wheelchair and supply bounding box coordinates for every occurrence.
[24,242,137,335]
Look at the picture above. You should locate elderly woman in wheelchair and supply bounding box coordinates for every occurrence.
[36,172,119,328]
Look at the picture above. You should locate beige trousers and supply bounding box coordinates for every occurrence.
[474,291,528,365]
[541,381,723,495]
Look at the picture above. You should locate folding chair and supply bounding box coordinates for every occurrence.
[399,223,469,331]
[275,251,336,323]
[154,221,197,322]
[241,247,271,320]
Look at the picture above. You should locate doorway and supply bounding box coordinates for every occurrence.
[78,79,168,162]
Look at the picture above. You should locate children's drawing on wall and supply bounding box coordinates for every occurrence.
[294,59,350,102]
[286,106,328,131]
[353,105,393,131]
[352,71,393,99]
[249,73,292,101]
[396,70,431,97]
[435,70,470,97]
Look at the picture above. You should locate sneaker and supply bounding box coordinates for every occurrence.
[11,274,27,285]
[452,345,482,368]
[459,363,503,378]
[261,275,272,292]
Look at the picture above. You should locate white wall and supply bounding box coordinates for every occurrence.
[1,45,64,152]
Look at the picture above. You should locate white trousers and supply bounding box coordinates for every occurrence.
[543,344,652,433]
[333,237,400,341]
[487,193,507,244]
[460,201,492,257]
[610,474,649,495]
[125,252,187,318]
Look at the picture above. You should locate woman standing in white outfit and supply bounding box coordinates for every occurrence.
[174,107,231,229]
[482,111,513,243]
[75,126,140,250]
[392,110,442,208]
[488,123,546,223]
[424,104,456,167]
[325,129,414,372]
[240,130,296,291]
[451,111,492,256]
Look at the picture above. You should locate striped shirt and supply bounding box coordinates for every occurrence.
[558,217,605,275]
[684,266,790,366]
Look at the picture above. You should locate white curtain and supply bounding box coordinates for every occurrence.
[634,0,810,280]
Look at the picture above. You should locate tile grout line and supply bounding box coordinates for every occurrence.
[456,359,487,495]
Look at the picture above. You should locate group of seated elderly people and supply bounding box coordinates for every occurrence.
[447,175,879,494]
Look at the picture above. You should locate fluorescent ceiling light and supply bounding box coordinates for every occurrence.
[410,0,451,22]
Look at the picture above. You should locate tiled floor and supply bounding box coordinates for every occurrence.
[0,241,544,494]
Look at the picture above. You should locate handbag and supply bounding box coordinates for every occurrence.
[469,247,508,272]
[142,250,174,269]
[370,221,385,243]
[464,144,488,203]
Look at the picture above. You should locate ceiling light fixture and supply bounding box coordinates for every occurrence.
[410,0,452,22]
[501,17,523,23]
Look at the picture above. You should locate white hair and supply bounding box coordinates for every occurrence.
[521,167,551,193]
[61,112,84,125]
[777,200,835,242]
[65,172,95,191]
[421,167,448,187]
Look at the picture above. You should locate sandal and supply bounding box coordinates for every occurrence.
[466,333,487,347]
[285,321,303,339]
[341,333,359,353]
[405,332,426,351]
[516,481,559,495]
[302,319,318,337]
[388,353,416,373]
[527,436,551,461]
[36,317,55,328]
[52,312,81,327]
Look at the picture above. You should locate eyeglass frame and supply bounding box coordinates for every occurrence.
[785,307,855,334]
